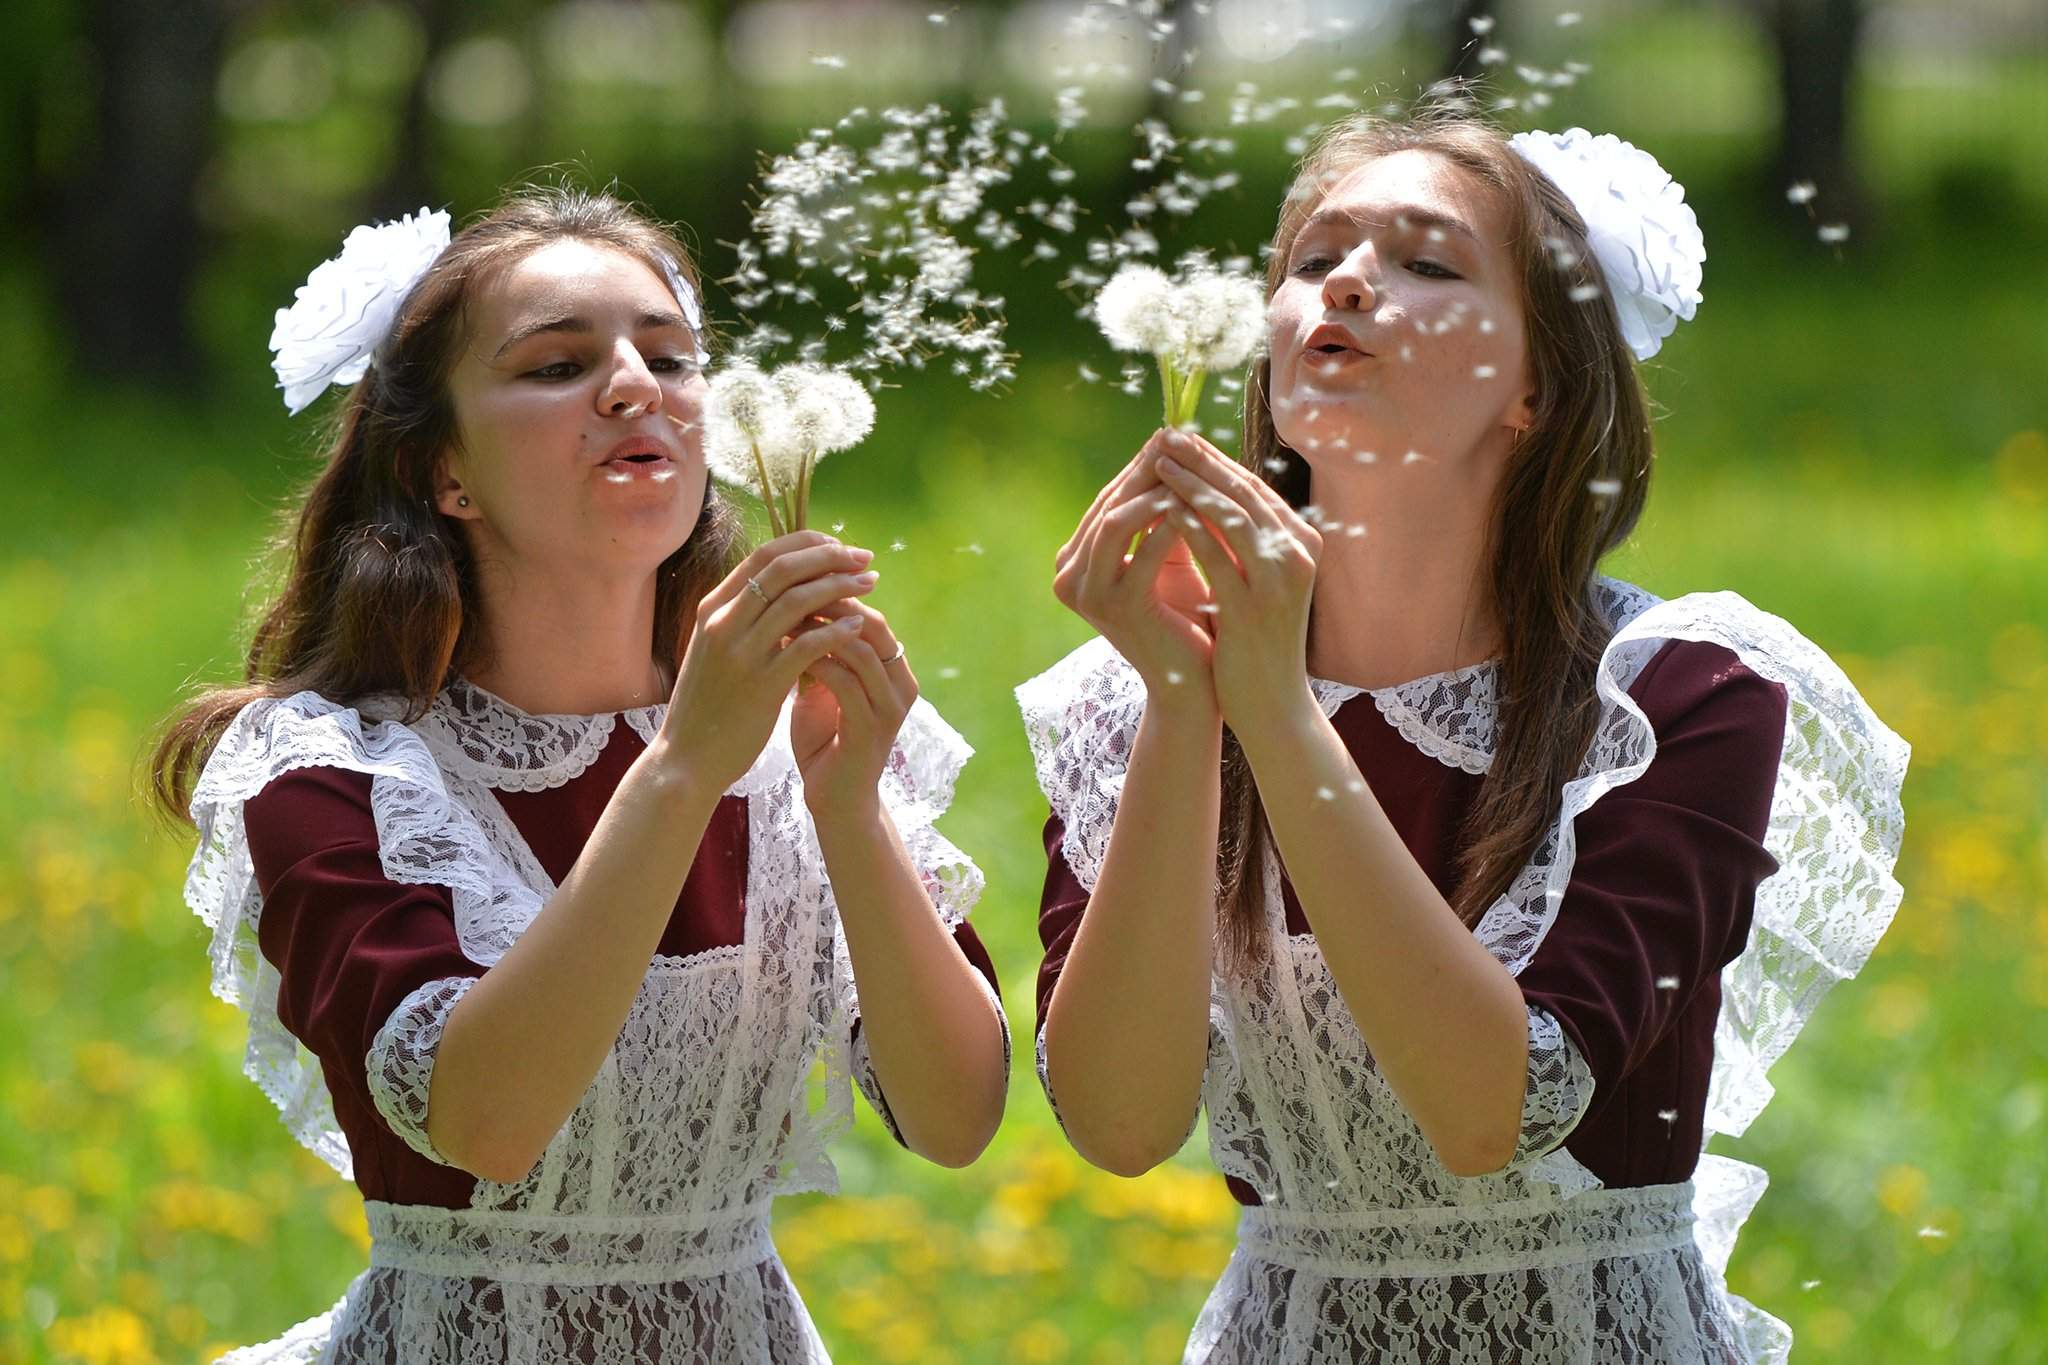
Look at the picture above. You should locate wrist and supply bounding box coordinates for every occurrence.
[808,791,889,859]
[1228,683,1324,765]
[640,735,724,813]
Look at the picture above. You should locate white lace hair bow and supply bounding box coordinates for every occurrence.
[1508,128,1705,362]
[268,206,710,415]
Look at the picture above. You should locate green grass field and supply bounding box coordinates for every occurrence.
[4,26,2047,1359]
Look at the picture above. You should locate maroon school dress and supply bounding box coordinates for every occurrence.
[1016,577,1909,1363]
[188,679,1002,1363]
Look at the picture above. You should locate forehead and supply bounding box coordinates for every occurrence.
[1306,149,1506,239]
[475,239,678,329]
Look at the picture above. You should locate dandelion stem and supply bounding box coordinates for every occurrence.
[1175,369,1208,429]
[749,440,786,540]
[1156,353,1181,430]
[795,447,816,531]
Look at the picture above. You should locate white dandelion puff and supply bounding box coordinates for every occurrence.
[1786,181,1818,205]
[1818,222,1851,244]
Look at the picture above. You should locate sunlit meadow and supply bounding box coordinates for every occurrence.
[4,9,2046,1364]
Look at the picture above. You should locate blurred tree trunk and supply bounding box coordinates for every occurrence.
[49,0,235,382]
[1440,0,1498,88]
[1763,0,1867,225]
[367,0,460,219]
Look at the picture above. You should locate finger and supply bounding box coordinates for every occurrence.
[1170,496,1253,610]
[775,613,867,687]
[1156,458,1286,577]
[1057,431,1173,572]
[826,634,896,731]
[1117,513,1184,590]
[1083,486,1177,600]
[703,529,841,614]
[748,540,875,607]
[757,570,881,644]
[807,654,878,745]
[1161,432,1286,532]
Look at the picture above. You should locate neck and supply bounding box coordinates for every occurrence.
[461,554,669,717]
[1304,453,1505,690]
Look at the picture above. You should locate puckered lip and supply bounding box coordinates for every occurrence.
[596,434,677,466]
[1304,323,1371,358]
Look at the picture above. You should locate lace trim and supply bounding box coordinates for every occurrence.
[413,678,666,793]
[1512,1006,1595,1166]
[365,1199,778,1285]
[365,976,477,1169]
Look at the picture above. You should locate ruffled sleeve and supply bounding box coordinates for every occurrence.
[185,692,472,1178]
[243,761,484,1184]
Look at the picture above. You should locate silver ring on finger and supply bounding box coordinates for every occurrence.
[746,576,770,603]
[881,643,906,665]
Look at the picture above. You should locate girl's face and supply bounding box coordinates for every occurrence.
[439,239,710,578]
[1267,149,1533,478]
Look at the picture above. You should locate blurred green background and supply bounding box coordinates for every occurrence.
[2,0,2045,1361]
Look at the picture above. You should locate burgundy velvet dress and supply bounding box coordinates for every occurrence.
[1035,637,1787,1200]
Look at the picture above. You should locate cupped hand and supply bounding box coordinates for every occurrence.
[788,597,918,824]
[656,530,880,797]
[1052,430,1218,710]
[1150,431,1324,745]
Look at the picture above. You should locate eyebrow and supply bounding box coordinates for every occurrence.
[492,309,694,359]
[1298,203,1482,245]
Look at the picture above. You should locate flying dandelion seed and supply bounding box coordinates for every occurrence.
[1316,787,1336,801]
[1917,1226,1949,1240]
[1474,365,1497,379]
[937,666,961,680]
[890,539,907,552]
[1165,670,1185,686]
[1569,283,1604,303]
[1470,15,1496,34]
[1557,12,1582,25]
[1588,478,1622,496]
[1818,223,1851,244]
[1657,1109,1678,1126]
[1802,1280,1823,1291]
[1402,450,1429,465]
[1656,976,1679,990]
[954,543,985,555]
[1786,182,1818,205]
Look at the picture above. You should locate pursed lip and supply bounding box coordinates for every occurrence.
[596,434,677,467]
[1304,323,1372,358]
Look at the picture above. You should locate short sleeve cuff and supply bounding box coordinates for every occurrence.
[1511,1005,1596,1166]
[365,975,479,1169]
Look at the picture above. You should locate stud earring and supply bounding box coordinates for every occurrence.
[456,495,470,508]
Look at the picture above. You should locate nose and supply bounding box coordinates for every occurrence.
[598,340,663,418]
[1323,241,1378,315]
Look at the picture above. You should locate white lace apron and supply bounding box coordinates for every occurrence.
[1016,578,1908,1365]
[185,680,994,1364]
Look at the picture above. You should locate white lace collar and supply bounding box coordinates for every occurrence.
[414,677,667,793]
[1311,659,1499,776]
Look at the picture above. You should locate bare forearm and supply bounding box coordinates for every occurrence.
[1244,705,1529,1176]
[1041,697,1222,1175]
[427,741,721,1181]
[815,804,1006,1167]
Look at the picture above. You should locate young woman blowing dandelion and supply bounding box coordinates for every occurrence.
[1021,109,1905,1364]
[154,186,1007,1364]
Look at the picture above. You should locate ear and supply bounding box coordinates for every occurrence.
[432,458,480,521]
[1505,384,1537,442]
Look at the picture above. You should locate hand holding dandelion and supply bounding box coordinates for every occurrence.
[703,361,876,537]
[1093,259,1267,433]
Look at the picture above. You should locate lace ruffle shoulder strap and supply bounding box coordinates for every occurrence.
[1014,635,1147,895]
[1608,591,1910,1140]
[184,691,465,1177]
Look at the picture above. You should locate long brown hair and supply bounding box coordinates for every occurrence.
[1218,105,1655,968]
[150,185,744,824]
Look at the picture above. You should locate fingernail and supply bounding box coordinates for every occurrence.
[848,546,874,565]
[840,614,865,629]
[853,570,879,587]
[1159,457,1183,475]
